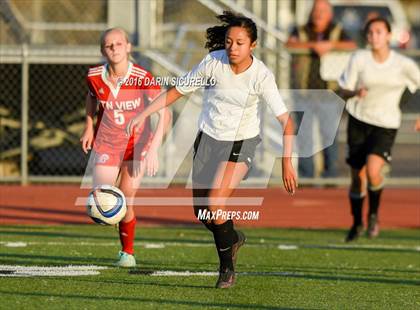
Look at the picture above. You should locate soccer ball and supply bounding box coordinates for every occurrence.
[86,185,127,225]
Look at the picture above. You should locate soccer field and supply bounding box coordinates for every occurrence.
[1,225,419,309]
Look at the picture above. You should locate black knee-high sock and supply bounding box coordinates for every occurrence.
[212,220,238,270]
[349,192,365,226]
[368,187,383,217]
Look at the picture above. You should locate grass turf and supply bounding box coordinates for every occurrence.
[0,225,419,309]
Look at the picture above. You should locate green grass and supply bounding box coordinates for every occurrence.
[0,225,419,309]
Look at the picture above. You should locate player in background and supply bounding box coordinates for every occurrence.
[80,28,171,266]
[338,17,420,242]
[126,11,297,288]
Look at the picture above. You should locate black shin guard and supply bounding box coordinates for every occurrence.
[368,187,383,217]
[212,220,238,270]
[349,192,365,226]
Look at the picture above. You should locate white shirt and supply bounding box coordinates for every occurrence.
[338,50,420,129]
[176,50,287,141]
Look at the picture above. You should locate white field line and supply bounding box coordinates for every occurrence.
[150,271,300,277]
[277,245,298,250]
[0,264,298,278]
[0,265,108,277]
[1,241,419,251]
[3,242,28,247]
[0,265,108,270]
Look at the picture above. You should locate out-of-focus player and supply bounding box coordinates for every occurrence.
[339,17,420,242]
[80,28,171,266]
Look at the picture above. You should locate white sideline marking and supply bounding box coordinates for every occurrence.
[144,243,165,249]
[1,241,419,252]
[152,271,218,276]
[278,245,298,250]
[4,242,27,248]
[150,271,299,277]
[0,265,108,277]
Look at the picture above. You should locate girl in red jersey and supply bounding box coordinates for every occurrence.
[127,12,297,288]
[80,28,171,267]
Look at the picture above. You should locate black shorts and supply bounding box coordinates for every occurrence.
[346,115,397,169]
[192,131,261,186]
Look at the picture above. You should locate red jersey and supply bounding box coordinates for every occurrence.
[86,62,160,164]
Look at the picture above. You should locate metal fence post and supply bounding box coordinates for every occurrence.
[20,44,29,185]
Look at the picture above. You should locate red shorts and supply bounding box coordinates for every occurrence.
[93,134,153,166]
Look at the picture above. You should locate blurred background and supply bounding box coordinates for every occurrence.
[0,0,419,187]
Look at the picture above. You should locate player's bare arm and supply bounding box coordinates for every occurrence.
[126,87,183,136]
[143,107,173,176]
[80,93,97,153]
[338,87,367,101]
[277,112,297,195]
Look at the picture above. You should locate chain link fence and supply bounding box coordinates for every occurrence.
[0,50,93,181]
[1,46,419,185]
[0,63,21,178]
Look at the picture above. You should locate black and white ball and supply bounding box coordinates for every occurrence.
[86,185,127,225]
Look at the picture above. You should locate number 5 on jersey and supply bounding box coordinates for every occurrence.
[114,110,125,125]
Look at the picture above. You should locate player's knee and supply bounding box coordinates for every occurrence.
[367,173,385,191]
[366,169,382,186]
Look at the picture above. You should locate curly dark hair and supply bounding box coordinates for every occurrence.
[205,11,257,52]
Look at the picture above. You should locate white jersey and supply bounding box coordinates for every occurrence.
[176,50,287,141]
[338,50,420,129]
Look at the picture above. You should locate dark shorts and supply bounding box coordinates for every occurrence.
[346,115,397,170]
[192,131,261,186]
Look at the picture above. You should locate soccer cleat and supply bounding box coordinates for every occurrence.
[367,214,380,238]
[345,224,364,242]
[116,251,136,268]
[215,267,235,289]
[232,230,246,268]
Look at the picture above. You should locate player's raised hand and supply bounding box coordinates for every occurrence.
[282,159,298,195]
[80,126,94,154]
[126,114,145,136]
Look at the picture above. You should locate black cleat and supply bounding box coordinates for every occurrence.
[232,230,246,268]
[345,224,364,242]
[367,214,379,239]
[215,267,235,289]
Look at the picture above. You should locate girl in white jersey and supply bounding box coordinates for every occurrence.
[127,11,297,288]
[80,28,171,267]
[338,17,420,242]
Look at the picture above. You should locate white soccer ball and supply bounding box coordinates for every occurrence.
[86,185,127,225]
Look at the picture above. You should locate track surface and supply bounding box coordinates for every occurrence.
[0,185,418,228]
